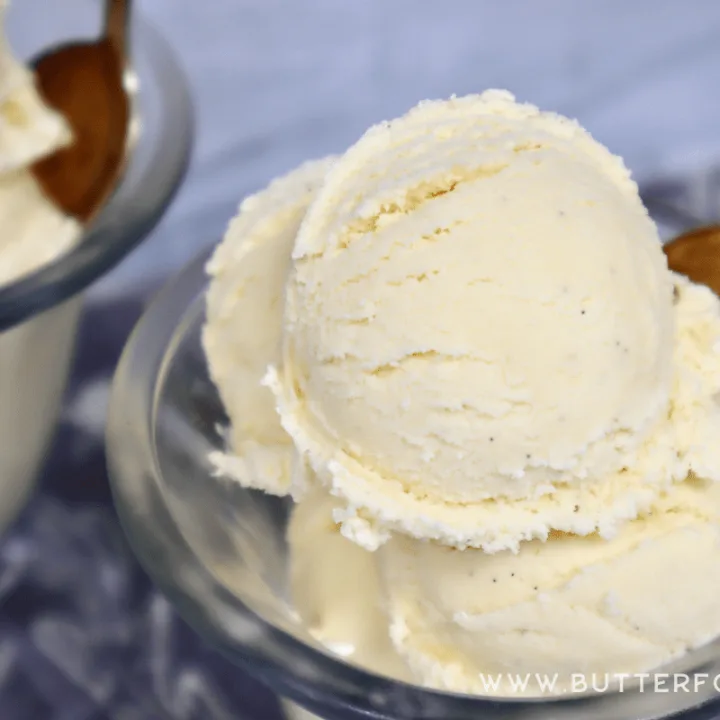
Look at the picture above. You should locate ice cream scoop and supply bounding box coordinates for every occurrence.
[266,90,719,552]
[377,474,720,696]
[31,0,132,223]
[203,157,335,496]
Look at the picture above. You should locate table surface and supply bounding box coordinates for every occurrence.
[5,1,720,718]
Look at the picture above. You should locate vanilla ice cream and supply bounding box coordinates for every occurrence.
[380,475,720,696]
[204,90,720,700]
[267,90,720,552]
[0,0,80,285]
[288,485,410,682]
[0,169,82,285]
[0,0,70,173]
[204,157,335,495]
[282,472,720,699]
[281,273,720,698]
[283,475,720,698]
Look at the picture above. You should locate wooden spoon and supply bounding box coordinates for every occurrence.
[664,225,720,295]
[30,0,131,224]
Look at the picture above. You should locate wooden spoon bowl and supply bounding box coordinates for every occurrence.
[664,225,720,296]
[31,0,131,224]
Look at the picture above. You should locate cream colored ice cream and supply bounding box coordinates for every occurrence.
[204,157,335,494]
[203,156,404,680]
[0,170,82,285]
[267,90,720,552]
[0,0,80,286]
[288,485,410,682]
[283,472,720,698]
[203,90,720,699]
[281,273,720,697]
[204,159,403,720]
[0,0,70,173]
[380,475,720,696]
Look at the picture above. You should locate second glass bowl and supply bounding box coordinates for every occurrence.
[107,245,720,720]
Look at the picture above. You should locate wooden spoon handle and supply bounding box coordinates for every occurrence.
[105,0,131,59]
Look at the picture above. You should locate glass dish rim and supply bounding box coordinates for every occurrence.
[0,10,193,332]
[107,244,720,720]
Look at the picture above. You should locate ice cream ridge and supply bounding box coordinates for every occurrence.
[203,90,720,697]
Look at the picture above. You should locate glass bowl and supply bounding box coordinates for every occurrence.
[107,245,720,720]
[0,0,193,533]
